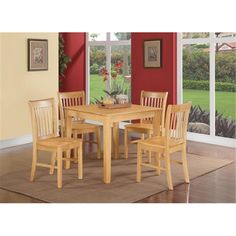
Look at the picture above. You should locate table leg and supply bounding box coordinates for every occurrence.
[65,110,72,169]
[103,119,111,183]
[153,110,161,175]
[113,122,119,159]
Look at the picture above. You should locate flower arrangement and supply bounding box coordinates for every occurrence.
[99,60,123,81]
[97,60,130,104]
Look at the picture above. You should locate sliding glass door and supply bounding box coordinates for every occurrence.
[179,32,236,146]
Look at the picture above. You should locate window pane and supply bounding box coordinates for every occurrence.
[89,32,106,41]
[111,45,131,101]
[89,45,106,103]
[182,44,210,135]
[215,42,236,139]
[111,32,131,41]
[182,32,209,39]
[214,32,236,38]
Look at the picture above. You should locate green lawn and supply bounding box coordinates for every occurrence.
[89,74,106,102]
[183,89,236,120]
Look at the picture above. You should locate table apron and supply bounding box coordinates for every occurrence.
[66,110,158,124]
[66,110,106,122]
[110,111,157,123]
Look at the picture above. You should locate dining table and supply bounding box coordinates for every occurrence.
[64,104,162,184]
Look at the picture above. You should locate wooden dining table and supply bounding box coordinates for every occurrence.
[64,104,162,184]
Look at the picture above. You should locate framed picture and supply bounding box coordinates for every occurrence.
[28,39,48,71]
[144,39,162,68]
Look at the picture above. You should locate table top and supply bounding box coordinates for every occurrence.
[64,104,161,117]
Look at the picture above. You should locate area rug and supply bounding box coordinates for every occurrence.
[0,144,233,203]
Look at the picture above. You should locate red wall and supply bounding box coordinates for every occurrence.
[60,32,177,106]
[131,33,177,105]
[59,33,86,92]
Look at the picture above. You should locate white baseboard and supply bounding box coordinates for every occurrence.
[1,126,234,150]
[0,135,32,150]
[187,132,236,148]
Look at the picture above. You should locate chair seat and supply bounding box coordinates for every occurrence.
[139,136,184,149]
[37,137,82,151]
[125,123,153,133]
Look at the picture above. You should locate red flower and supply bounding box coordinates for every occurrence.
[115,60,123,69]
[99,67,109,81]
[99,60,123,81]
[113,60,123,75]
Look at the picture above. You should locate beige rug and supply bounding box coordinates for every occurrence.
[0,144,233,203]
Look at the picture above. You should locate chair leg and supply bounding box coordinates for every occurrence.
[164,152,173,190]
[141,133,145,140]
[78,141,83,179]
[136,143,142,182]
[182,145,190,183]
[148,151,152,163]
[148,132,152,163]
[141,134,146,155]
[49,152,56,175]
[96,127,101,159]
[124,128,128,159]
[64,150,71,169]
[57,149,63,188]
[30,147,38,181]
[155,153,161,176]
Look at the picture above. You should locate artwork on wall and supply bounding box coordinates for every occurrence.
[28,39,48,71]
[144,39,162,68]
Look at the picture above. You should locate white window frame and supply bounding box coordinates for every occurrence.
[86,32,131,129]
[86,32,131,104]
[177,32,236,147]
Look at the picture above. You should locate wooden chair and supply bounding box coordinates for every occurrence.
[28,98,83,188]
[136,102,192,190]
[124,90,168,159]
[58,91,101,159]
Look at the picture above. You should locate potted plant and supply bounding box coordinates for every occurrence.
[59,34,71,86]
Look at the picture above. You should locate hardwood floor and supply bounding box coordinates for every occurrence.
[0,135,235,203]
[137,163,235,203]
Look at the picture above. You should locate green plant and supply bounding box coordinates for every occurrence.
[59,34,71,83]
[189,105,210,125]
[188,105,236,138]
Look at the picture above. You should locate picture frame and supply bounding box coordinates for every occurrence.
[28,39,48,71]
[144,39,162,68]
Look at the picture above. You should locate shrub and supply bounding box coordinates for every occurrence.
[183,80,236,92]
[183,47,236,83]
[215,82,236,92]
[90,63,100,74]
[183,80,209,90]
[188,105,236,138]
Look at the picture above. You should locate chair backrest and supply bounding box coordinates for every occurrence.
[165,102,192,144]
[58,91,85,129]
[29,98,57,142]
[140,90,168,128]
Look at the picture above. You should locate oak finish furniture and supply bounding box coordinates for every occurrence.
[29,98,83,188]
[124,90,168,160]
[65,104,162,184]
[58,91,101,159]
[136,102,192,190]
